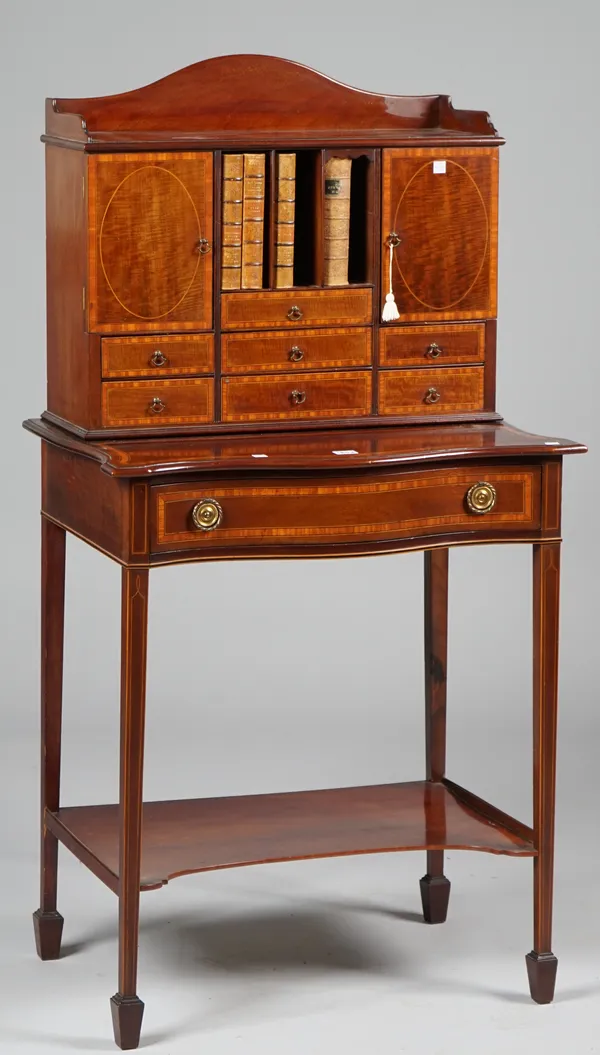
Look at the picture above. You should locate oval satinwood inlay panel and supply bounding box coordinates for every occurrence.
[394,161,488,311]
[99,166,201,320]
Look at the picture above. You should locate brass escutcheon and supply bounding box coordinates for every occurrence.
[150,350,168,367]
[192,498,223,531]
[290,389,307,405]
[289,346,304,362]
[426,342,442,359]
[287,305,303,321]
[466,481,497,515]
[148,396,166,413]
[424,387,441,404]
[196,238,212,254]
[386,231,402,248]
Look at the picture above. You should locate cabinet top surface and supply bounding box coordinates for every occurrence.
[24,419,586,478]
[44,53,504,150]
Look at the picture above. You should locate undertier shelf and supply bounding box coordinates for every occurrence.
[47,779,535,894]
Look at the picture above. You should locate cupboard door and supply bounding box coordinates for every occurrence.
[381,148,498,322]
[88,152,213,333]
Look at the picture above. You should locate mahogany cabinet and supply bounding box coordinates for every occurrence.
[25,54,586,1051]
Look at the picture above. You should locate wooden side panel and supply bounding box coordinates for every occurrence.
[88,153,213,333]
[45,147,95,431]
[42,444,132,562]
[381,148,499,322]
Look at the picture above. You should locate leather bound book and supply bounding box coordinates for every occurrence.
[323,157,352,286]
[241,153,266,289]
[221,154,244,290]
[274,153,296,289]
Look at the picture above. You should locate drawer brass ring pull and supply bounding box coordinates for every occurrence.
[150,350,168,367]
[466,481,497,515]
[196,238,212,254]
[287,305,303,321]
[148,397,166,414]
[426,342,442,359]
[424,387,441,404]
[386,231,402,248]
[289,346,304,362]
[192,498,223,531]
[290,389,307,405]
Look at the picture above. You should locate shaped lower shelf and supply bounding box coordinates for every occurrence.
[47,778,535,893]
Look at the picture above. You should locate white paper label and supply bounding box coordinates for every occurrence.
[332,449,359,455]
[433,160,447,174]
[251,453,268,458]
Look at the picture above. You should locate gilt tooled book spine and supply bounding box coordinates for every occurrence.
[221,154,244,290]
[241,153,266,289]
[323,157,352,286]
[274,153,296,289]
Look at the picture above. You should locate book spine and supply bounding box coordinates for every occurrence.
[323,157,352,287]
[274,153,296,289]
[241,153,266,289]
[221,154,244,290]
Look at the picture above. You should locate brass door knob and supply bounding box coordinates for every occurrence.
[289,389,307,405]
[466,481,497,515]
[426,342,442,359]
[424,387,441,404]
[287,305,303,321]
[192,498,223,531]
[289,346,304,362]
[148,397,166,413]
[150,350,168,367]
[196,238,212,254]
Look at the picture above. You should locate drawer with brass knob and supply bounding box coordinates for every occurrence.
[221,327,372,373]
[221,370,372,422]
[379,367,484,416]
[151,465,541,555]
[101,334,214,379]
[101,378,214,427]
[220,287,372,330]
[380,324,485,367]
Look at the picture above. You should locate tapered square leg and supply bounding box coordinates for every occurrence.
[34,517,66,959]
[526,543,561,1002]
[111,568,149,1050]
[421,550,451,921]
[110,994,145,1051]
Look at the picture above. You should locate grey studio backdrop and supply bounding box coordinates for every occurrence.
[1,2,599,1053]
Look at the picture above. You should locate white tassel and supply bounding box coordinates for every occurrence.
[381,236,401,322]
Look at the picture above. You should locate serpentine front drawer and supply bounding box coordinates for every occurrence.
[151,465,541,554]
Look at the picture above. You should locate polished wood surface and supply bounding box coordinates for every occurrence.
[221,327,372,372]
[88,153,213,333]
[45,55,501,149]
[381,148,498,321]
[101,334,214,378]
[47,780,535,894]
[221,286,373,330]
[152,466,541,554]
[380,324,485,367]
[101,378,214,427]
[221,370,372,422]
[379,367,484,415]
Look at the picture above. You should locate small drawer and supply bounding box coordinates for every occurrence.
[380,324,485,367]
[221,286,372,330]
[221,327,372,373]
[222,370,372,422]
[379,367,484,416]
[101,334,214,379]
[101,379,214,427]
[151,466,541,553]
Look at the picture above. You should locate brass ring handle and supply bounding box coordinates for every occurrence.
[386,231,402,248]
[466,481,497,515]
[287,305,303,321]
[148,397,166,414]
[196,238,212,254]
[289,346,304,362]
[150,350,168,367]
[426,342,442,359]
[192,498,223,531]
[424,387,441,404]
[289,389,307,405]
